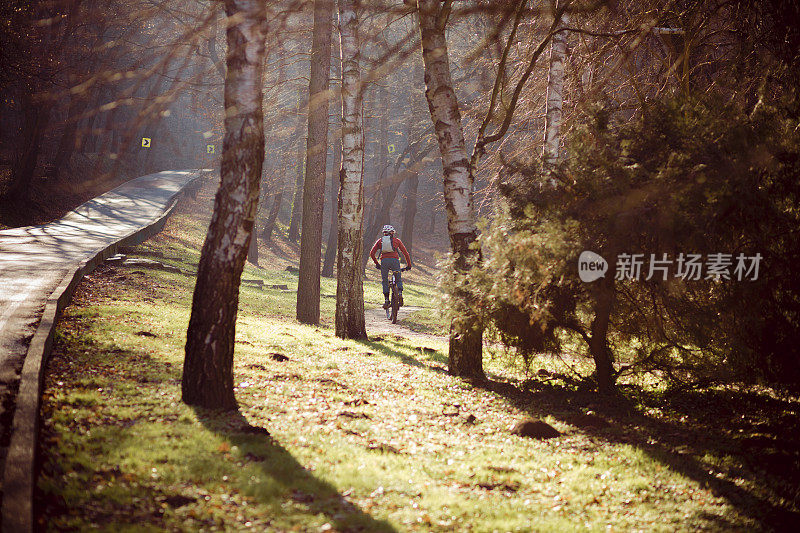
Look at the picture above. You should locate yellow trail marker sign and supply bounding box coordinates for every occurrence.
[141,137,151,148]
[207,144,216,154]
[387,144,396,154]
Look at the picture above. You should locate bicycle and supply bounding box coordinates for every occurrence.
[385,266,410,323]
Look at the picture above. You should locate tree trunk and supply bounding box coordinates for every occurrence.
[360,139,435,269]
[296,0,334,325]
[321,135,342,277]
[335,0,367,340]
[359,87,390,264]
[5,92,50,202]
[362,87,377,196]
[376,86,390,193]
[281,96,308,239]
[401,171,418,255]
[288,140,305,241]
[542,10,569,171]
[361,174,404,269]
[4,0,79,200]
[247,203,259,266]
[182,0,267,411]
[589,275,616,394]
[52,93,88,180]
[417,0,484,381]
[400,91,419,254]
[261,190,283,241]
[322,23,343,278]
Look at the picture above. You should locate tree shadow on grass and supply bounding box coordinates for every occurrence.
[355,339,448,375]
[473,377,800,531]
[362,338,511,384]
[194,407,397,533]
[345,330,800,530]
[37,314,395,533]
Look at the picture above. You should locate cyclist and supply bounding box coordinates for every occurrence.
[369,224,412,309]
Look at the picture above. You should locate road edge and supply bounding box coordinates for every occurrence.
[0,169,207,533]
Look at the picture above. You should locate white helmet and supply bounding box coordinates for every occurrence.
[382,224,395,234]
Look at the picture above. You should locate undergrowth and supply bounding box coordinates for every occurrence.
[35,186,798,531]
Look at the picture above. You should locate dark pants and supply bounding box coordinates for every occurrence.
[380,257,403,296]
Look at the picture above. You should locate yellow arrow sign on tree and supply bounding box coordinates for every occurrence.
[141,138,151,148]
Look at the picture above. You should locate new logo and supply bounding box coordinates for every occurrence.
[578,251,608,282]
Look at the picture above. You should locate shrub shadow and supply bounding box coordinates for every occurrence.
[346,328,800,530]
[474,377,800,531]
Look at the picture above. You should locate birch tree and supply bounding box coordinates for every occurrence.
[321,135,341,277]
[322,27,344,278]
[542,7,616,392]
[543,8,569,171]
[297,0,334,325]
[417,0,484,380]
[335,0,367,340]
[182,0,267,410]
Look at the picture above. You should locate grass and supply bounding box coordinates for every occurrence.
[398,308,449,337]
[35,183,799,531]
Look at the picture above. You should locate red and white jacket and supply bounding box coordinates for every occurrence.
[370,235,411,265]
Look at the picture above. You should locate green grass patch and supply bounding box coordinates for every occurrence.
[35,192,794,531]
[398,308,449,337]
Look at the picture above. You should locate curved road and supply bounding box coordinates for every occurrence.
[0,169,207,528]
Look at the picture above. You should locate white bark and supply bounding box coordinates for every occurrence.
[417,0,476,239]
[543,11,569,170]
[417,0,484,380]
[335,0,367,339]
[183,0,267,410]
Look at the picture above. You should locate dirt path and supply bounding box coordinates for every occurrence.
[364,305,445,346]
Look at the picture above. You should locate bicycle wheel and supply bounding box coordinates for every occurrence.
[390,284,400,323]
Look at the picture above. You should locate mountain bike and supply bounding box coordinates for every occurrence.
[386,266,411,323]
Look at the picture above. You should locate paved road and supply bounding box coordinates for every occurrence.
[0,169,205,472]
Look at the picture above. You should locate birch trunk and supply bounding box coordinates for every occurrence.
[321,135,341,277]
[417,0,484,380]
[335,0,367,340]
[297,0,334,325]
[182,0,267,410]
[322,29,343,278]
[542,10,569,171]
